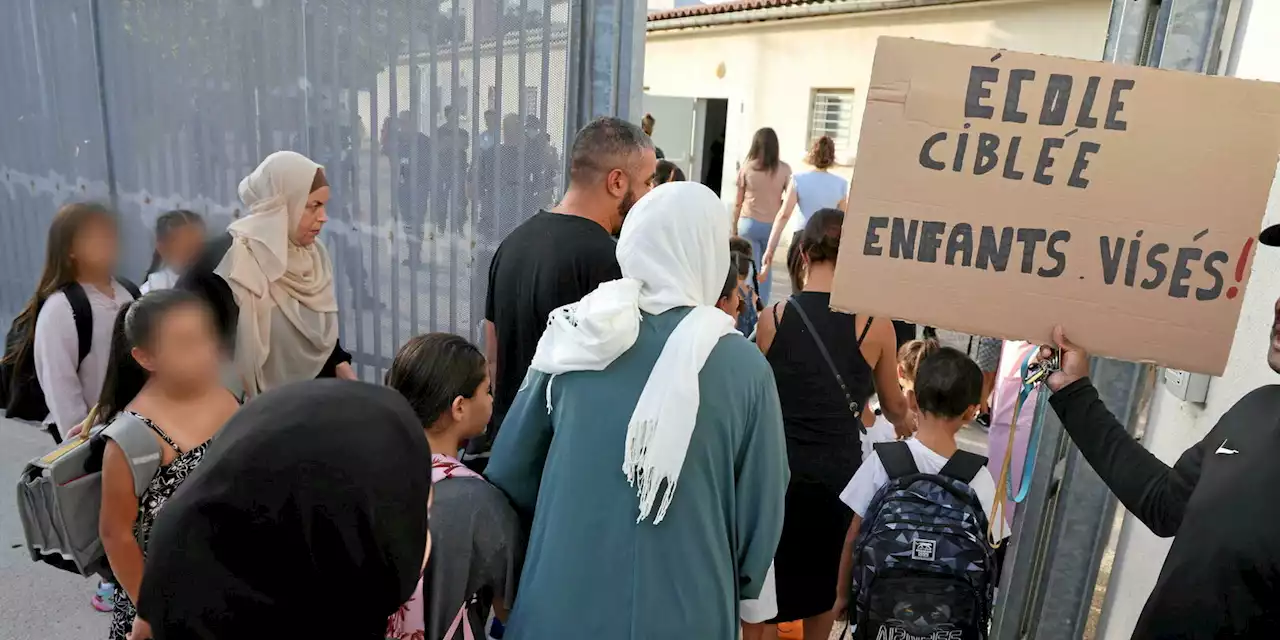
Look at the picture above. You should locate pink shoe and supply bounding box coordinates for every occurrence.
[91,582,115,613]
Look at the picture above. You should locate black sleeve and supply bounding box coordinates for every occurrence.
[484,245,502,324]
[320,340,353,378]
[1049,378,1210,537]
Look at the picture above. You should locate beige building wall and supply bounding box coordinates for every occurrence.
[644,0,1113,196]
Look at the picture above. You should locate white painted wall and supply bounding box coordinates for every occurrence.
[1098,3,1280,638]
[644,0,1112,199]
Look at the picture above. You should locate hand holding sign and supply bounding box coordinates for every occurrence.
[1039,326,1089,393]
[831,38,1280,375]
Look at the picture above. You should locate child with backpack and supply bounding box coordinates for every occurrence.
[139,209,205,294]
[97,289,240,639]
[836,347,1010,640]
[384,333,522,640]
[0,203,140,443]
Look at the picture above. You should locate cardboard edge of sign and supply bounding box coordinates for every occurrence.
[824,294,1230,377]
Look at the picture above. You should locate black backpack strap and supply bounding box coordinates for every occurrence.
[61,284,93,366]
[939,450,988,484]
[874,441,917,480]
[116,277,142,300]
[787,296,864,429]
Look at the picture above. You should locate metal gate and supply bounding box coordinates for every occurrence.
[0,0,642,380]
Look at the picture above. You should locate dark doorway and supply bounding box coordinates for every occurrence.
[700,98,728,196]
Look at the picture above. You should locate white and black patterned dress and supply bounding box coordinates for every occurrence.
[108,412,212,640]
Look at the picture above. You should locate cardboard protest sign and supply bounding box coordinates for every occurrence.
[831,37,1280,375]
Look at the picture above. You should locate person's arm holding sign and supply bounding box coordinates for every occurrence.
[1043,326,1208,536]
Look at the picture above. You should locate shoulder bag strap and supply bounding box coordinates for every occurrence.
[874,441,918,479]
[102,412,164,498]
[939,450,988,485]
[61,283,93,366]
[855,316,875,347]
[786,297,864,427]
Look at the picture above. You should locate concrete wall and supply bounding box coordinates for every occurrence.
[1099,2,1280,637]
[644,0,1112,198]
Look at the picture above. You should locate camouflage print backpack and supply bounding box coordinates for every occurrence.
[851,441,996,640]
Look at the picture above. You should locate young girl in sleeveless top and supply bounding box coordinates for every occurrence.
[97,290,240,640]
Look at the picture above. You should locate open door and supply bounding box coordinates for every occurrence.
[640,94,703,180]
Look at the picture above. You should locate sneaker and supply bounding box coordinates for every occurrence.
[91,582,115,613]
[975,412,992,431]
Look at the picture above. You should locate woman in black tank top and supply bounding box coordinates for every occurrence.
[748,209,912,640]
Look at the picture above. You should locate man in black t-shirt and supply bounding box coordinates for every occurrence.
[466,117,658,469]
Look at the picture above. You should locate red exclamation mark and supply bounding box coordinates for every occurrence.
[1226,236,1255,300]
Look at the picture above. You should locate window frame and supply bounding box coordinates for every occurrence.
[807,88,857,162]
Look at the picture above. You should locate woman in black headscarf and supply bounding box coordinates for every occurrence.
[129,380,432,639]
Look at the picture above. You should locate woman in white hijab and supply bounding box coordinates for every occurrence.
[485,181,789,640]
[178,151,355,397]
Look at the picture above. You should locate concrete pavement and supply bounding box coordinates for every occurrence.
[1,418,106,640]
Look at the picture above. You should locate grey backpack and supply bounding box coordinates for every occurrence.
[16,410,163,577]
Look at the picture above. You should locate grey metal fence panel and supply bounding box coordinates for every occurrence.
[0,0,601,383]
[0,0,113,321]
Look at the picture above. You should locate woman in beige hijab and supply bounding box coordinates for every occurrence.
[178,151,355,397]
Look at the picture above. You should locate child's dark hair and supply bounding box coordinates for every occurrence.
[787,208,843,293]
[654,160,685,185]
[386,333,487,430]
[96,289,211,424]
[2,203,116,369]
[146,209,204,277]
[912,346,983,419]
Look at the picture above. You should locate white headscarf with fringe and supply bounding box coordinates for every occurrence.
[529,182,736,524]
[215,151,338,396]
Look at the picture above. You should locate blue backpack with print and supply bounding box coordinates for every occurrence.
[851,441,996,640]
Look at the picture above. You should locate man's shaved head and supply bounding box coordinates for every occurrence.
[568,117,654,187]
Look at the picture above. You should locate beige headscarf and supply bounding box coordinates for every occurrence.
[216,151,339,396]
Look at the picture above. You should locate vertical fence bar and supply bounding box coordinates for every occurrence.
[89,0,117,210]
[515,0,528,224]
[346,0,369,379]
[449,0,462,334]
[491,2,503,254]
[408,0,423,337]
[367,2,383,381]
[425,0,440,332]
[387,0,403,377]
[424,0,439,332]
[468,0,482,341]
